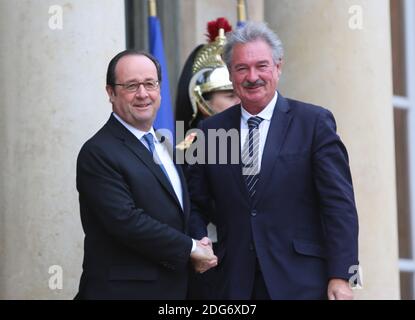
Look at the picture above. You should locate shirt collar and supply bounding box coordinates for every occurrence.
[112,112,157,143]
[241,91,278,124]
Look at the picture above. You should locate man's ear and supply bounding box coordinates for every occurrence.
[277,58,283,76]
[106,85,115,102]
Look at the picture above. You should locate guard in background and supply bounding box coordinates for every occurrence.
[175,18,239,299]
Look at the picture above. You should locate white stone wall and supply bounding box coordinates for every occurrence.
[0,0,125,299]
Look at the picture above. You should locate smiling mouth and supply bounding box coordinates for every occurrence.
[245,85,263,90]
[133,103,151,108]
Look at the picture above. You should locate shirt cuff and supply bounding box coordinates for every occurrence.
[191,239,196,253]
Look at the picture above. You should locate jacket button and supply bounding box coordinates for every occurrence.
[249,243,255,251]
[251,210,257,217]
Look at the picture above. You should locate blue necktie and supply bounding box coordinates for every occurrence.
[242,116,264,198]
[142,133,171,185]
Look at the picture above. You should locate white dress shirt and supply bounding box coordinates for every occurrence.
[112,112,184,210]
[240,91,278,172]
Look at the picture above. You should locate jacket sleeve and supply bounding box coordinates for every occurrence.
[187,121,212,240]
[312,108,359,280]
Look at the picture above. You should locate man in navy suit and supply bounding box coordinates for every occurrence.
[188,22,359,300]
[75,50,217,299]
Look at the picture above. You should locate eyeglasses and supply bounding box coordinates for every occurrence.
[113,80,160,92]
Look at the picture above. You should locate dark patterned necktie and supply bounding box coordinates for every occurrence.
[241,116,264,198]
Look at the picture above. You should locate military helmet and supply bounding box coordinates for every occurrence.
[188,18,233,120]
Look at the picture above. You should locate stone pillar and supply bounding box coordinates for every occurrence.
[0,0,125,299]
[265,0,399,299]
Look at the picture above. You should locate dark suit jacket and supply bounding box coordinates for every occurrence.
[188,94,359,300]
[76,114,192,299]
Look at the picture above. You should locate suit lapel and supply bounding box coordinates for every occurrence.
[160,132,189,219]
[175,162,190,223]
[253,94,292,207]
[107,115,183,210]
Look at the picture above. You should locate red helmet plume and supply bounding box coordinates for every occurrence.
[206,17,232,42]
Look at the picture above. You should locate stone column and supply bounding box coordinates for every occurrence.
[265,0,399,299]
[0,0,125,299]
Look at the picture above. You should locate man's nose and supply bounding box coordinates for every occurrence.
[135,84,149,98]
[246,67,259,82]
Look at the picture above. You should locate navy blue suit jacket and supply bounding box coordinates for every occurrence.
[188,94,359,299]
[76,114,192,299]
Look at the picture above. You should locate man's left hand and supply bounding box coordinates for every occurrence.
[327,278,353,300]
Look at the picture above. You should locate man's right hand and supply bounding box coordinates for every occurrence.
[190,237,218,273]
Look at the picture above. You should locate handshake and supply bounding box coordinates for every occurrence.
[190,237,218,273]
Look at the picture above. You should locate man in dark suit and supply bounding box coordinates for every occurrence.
[75,50,217,300]
[188,22,359,300]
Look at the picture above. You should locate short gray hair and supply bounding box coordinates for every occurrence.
[223,21,284,70]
